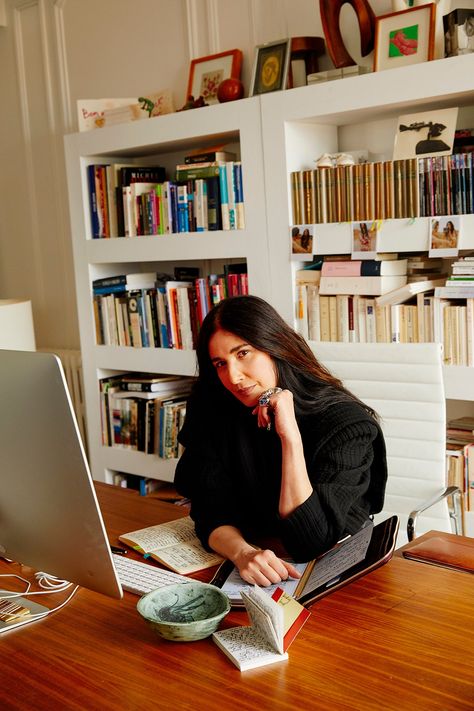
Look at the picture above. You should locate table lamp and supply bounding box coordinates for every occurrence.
[0,299,36,350]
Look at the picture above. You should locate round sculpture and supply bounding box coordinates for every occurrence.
[217,78,244,103]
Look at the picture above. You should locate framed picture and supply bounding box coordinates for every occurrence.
[373,3,436,72]
[187,49,243,105]
[393,107,458,160]
[250,39,290,96]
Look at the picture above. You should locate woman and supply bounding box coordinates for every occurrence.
[174,295,387,586]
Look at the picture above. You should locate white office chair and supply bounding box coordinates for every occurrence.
[309,341,463,547]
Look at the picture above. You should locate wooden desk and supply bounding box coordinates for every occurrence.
[1,483,473,711]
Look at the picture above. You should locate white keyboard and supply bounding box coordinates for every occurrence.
[112,554,189,596]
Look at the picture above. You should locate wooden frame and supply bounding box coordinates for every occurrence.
[373,3,435,72]
[186,49,243,105]
[250,38,290,96]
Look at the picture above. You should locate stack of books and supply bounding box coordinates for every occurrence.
[435,256,474,299]
[445,415,474,513]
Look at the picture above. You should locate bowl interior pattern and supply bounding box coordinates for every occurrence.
[137,581,230,642]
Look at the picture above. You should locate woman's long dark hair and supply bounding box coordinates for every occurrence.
[195,295,376,418]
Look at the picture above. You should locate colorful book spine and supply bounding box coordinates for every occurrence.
[233,162,245,229]
[218,163,230,230]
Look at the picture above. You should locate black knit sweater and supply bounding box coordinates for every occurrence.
[174,387,387,562]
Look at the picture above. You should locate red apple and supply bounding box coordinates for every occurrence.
[217,78,244,103]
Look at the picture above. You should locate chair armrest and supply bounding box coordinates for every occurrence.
[407,486,463,541]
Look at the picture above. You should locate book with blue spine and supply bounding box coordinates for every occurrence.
[233,162,245,229]
[218,163,230,230]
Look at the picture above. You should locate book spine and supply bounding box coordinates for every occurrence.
[218,163,230,230]
[206,176,222,230]
[226,161,236,230]
[175,165,221,180]
[87,164,101,238]
[233,162,245,229]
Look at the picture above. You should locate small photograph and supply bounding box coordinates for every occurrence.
[291,225,314,258]
[393,107,458,160]
[351,221,378,259]
[429,216,460,257]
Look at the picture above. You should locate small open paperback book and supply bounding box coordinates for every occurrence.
[212,585,310,671]
[119,516,223,575]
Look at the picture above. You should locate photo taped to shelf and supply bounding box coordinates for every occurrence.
[393,107,458,160]
[429,215,461,258]
[291,225,314,260]
[351,221,379,259]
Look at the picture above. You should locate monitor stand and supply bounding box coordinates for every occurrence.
[0,591,49,634]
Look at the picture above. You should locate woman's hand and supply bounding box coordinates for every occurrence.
[252,388,299,441]
[234,546,302,586]
[208,525,301,586]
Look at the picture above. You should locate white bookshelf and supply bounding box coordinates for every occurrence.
[64,97,270,484]
[259,54,474,404]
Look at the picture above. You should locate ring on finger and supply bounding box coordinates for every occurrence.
[258,387,282,407]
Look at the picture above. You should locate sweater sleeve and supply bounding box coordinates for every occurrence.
[278,413,384,561]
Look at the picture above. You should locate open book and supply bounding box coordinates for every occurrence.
[212,585,310,671]
[211,517,399,607]
[119,516,223,575]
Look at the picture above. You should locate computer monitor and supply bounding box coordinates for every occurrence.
[0,349,122,599]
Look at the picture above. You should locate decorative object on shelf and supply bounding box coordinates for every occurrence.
[102,90,175,126]
[217,77,244,102]
[315,152,355,168]
[77,92,175,130]
[373,4,436,71]
[307,65,372,83]
[443,7,474,56]
[392,1,451,59]
[351,221,379,259]
[393,107,458,159]
[250,38,291,96]
[187,49,243,106]
[287,36,325,88]
[178,95,208,111]
[77,98,137,131]
[429,215,461,257]
[291,226,314,257]
[0,299,36,351]
[319,0,376,68]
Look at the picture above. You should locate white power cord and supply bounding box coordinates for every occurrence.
[0,572,79,634]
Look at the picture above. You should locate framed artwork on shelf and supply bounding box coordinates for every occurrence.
[373,3,436,72]
[186,49,243,105]
[250,38,291,96]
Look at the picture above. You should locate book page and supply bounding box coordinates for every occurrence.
[153,542,222,573]
[302,522,373,596]
[241,587,283,653]
[212,626,288,671]
[120,516,198,553]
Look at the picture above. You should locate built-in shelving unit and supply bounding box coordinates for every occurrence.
[64,97,270,484]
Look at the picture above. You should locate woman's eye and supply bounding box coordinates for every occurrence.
[214,360,225,369]
[238,349,249,358]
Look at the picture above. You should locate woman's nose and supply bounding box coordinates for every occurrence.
[227,359,243,384]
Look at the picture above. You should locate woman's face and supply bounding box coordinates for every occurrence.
[208,328,277,407]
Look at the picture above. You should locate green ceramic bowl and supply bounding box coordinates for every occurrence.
[136,581,231,642]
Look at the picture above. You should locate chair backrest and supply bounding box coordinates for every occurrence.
[308,342,449,546]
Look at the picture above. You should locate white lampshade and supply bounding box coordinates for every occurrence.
[0,299,36,350]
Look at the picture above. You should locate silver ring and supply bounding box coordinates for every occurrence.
[258,387,282,407]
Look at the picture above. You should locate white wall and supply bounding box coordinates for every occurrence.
[0,0,402,349]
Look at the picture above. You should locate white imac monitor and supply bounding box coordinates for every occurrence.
[0,349,122,599]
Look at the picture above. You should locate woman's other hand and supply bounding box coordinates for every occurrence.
[234,546,302,586]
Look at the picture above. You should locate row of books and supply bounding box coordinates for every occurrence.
[93,267,248,349]
[290,152,474,225]
[87,159,245,238]
[445,415,474,512]
[296,286,474,365]
[100,374,194,459]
